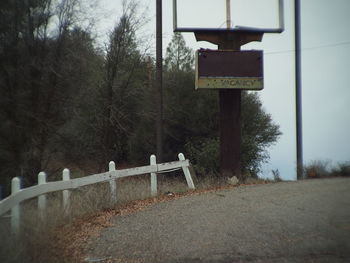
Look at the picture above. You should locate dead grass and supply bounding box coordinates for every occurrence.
[305,160,350,178]
[0,170,277,263]
[0,171,191,263]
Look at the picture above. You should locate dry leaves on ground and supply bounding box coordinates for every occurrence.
[53,181,271,262]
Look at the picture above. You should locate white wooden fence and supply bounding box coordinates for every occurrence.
[0,153,195,234]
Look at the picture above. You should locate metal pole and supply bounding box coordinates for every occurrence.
[156,0,163,162]
[295,0,303,179]
[226,0,232,29]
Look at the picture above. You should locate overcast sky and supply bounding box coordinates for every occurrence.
[98,0,350,180]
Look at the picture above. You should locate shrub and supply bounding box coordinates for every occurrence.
[185,137,220,178]
[331,161,350,177]
[305,160,350,178]
[272,169,282,182]
[304,160,331,178]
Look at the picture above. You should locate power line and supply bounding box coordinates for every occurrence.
[264,40,350,55]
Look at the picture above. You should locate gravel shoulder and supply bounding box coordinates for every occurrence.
[86,178,350,263]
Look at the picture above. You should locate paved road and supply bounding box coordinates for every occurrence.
[86,178,350,262]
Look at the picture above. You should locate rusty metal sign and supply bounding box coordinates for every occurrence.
[195,50,264,90]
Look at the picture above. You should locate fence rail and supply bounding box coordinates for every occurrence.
[0,153,195,233]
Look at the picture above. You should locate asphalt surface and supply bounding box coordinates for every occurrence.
[86,178,350,262]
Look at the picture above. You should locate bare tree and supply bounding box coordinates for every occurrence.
[88,0,151,169]
[0,0,99,192]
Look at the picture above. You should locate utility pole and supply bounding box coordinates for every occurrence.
[295,0,303,179]
[156,0,163,162]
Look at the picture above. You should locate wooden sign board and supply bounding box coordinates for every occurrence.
[195,50,264,90]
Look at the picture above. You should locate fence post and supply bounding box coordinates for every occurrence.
[62,169,70,216]
[38,172,47,218]
[11,177,21,234]
[109,161,117,203]
[150,155,157,196]
[178,153,195,189]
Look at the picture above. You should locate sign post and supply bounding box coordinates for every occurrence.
[172,0,284,180]
[218,40,243,179]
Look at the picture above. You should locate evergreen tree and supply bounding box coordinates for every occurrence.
[165,32,194,72]
[163,33,219,161]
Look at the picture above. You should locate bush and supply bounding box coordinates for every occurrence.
[272,169,282,182]
[185,137,220,177]
[304,160,331,178]
[305,160,350,178]
[331,161,350,177]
